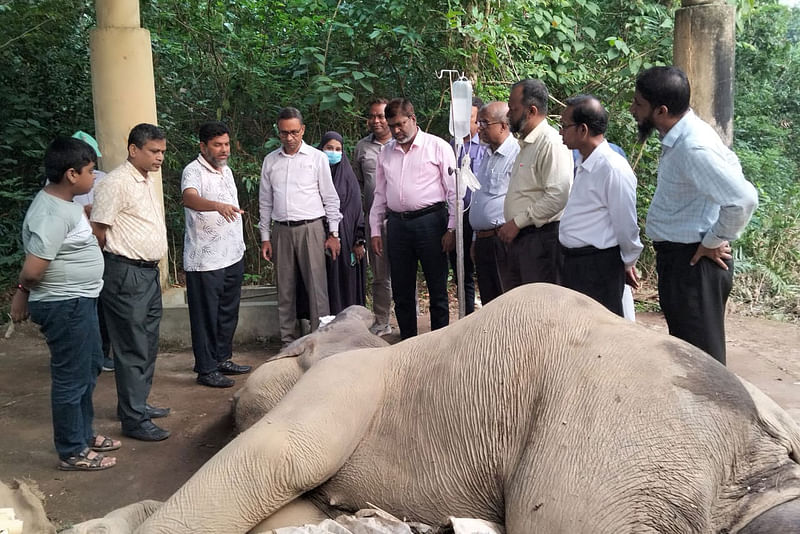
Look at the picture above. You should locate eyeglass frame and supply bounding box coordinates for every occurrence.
[477,120,502,128]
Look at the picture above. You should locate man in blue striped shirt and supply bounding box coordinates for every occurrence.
[630,66,758,364]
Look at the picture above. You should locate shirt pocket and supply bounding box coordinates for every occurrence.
[487,170,510,195]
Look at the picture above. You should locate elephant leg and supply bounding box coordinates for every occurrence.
[137,353,387,534]
[249,496,328,532]
[739,498,800,533]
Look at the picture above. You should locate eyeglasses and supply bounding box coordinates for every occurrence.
[559,123,581,131]
[477,120,501,128]
[387,117,412,131]
[278,129,303,138]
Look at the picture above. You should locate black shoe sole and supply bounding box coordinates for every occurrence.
[218,368,251,375]
[146,409,170,419]
[196,378,234,388]
[122,429,170,441]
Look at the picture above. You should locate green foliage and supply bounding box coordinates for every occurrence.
[731,0,800,318]
[0,0,798,320]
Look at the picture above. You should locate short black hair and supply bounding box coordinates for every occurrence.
[635,66,690,116]
[472,96,484,110]
[368,98,389,107]
[277,107,304,124]
[128,123,165,149]
[44,136,97,184]
[565,94,608,136]
[198,121,230,144]
[511,79,548,115]
[385,98,415,120]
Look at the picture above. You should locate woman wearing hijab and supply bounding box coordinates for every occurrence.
[317,131,366,314]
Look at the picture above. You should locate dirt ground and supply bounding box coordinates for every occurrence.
[1,308,800,531]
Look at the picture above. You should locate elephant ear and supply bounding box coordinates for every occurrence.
[264,336,319,365]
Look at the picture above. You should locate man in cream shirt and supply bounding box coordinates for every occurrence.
[500,79,573,287]
[91,123,171,442]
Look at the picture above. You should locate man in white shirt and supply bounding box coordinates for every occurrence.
[259,107,342,346]
[558,95,643,316]
[182,121,251,388]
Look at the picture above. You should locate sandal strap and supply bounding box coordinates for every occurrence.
[63,448,105,468]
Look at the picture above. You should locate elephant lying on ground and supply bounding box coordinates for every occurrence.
[90,284,800,532]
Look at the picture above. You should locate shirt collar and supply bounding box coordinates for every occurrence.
[660,109,694,148]
[123,160,148,183]
[491,134,518,158]
[281,140,311,157]
[521,118,549,145]
[196,154,224,175]
[577,140,611,172]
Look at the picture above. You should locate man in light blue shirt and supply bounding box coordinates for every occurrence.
[630,66,758,364]
[469,101,520,304]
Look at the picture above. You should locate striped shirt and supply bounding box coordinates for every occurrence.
[646,110,758,248]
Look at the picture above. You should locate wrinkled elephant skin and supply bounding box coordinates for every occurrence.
[109,285,800,532]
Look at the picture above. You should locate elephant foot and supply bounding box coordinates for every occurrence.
[739,498,800,533]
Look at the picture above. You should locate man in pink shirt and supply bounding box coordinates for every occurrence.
[370,98,457,339]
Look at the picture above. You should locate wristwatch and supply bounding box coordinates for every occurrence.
[329,231,339,239]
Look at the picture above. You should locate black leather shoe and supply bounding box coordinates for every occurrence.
[218,360,252,375]
[145,404,170,419]
[122,420,170,442]
[197,370,234,388]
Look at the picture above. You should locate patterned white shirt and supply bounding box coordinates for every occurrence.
[181,155,245,272]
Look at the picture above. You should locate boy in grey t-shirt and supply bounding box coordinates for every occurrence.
[10,137,120,471]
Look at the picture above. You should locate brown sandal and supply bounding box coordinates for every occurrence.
[58,448,116,471]
[91,434,121,452]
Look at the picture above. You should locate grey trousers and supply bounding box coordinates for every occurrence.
[274,219,329,343]
[366,218,392,327]
[100,255,162,430]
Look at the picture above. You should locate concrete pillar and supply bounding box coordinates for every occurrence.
[673,0,736,146]
[90,0,168,285]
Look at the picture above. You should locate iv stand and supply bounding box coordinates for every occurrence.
[437,69,467,319]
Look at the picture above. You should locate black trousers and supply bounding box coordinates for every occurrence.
[507,221,561,289]
[186,258,244,375]
[448,212,475,314]
[654,241,733,364]
[560,245,624,317]
[473,233,512,305]
[386,205,449,339]
[100,254,162,430]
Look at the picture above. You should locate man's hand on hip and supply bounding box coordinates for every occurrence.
[691,241,732,270]
[325,235,341,261]
[371,236,383,257]
[261,240,272,261]
[497,220,520,244]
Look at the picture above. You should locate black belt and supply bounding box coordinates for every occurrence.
[518,220,559,236]
[274,217,322,227]
[653,241,699,253]
[560,244,620,257]
[104,252,158,269]
[387,202,446,220]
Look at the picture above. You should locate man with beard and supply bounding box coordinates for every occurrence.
[500,79,573,286]
[182,121,251,388]
[353,98,394,336]
[630,66,757,364]
[369,98,456,339]
[259,107,341,347]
